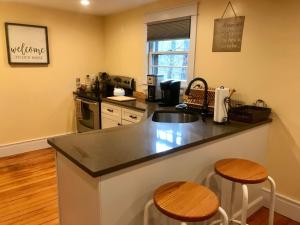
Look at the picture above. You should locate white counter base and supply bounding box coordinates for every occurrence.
[56,124,269,225]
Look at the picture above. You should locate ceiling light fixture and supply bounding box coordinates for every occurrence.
[80,0,90,6]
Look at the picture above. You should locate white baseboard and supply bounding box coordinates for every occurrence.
[262,187,300,222]
[0,132,74,157]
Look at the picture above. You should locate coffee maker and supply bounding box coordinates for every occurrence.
[147,75,163,101]
[160,80,181,106]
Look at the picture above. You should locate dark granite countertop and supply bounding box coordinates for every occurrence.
[48,99,271,177]
[73,91,103,102]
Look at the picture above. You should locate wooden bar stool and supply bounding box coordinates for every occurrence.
[206,158,276,225]
[144,181,229,225]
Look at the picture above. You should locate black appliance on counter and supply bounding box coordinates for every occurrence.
[98,72,109,97]
[147,74,164,102]
[229,105,271,123]
[160,80,181,106]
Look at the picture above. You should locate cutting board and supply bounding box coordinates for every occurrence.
[107,96,136,102]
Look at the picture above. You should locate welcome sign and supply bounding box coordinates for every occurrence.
[5,23,50,64]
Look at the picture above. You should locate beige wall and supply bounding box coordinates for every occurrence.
[103,0,300,200]
[0,3,104,145]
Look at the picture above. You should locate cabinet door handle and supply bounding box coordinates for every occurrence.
[118,123,121,126]
[129,115,137,120]
[107,109,114,113]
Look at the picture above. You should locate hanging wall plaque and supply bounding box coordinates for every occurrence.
[5,23,50,64]
[212,2,245,52]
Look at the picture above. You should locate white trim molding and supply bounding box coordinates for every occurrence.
[144,3,198,23]
[188,12,198,83]
[0,132,73,157]
[144,3,198,87]
[262,187,300,222]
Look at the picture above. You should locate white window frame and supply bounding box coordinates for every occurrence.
[148,50,189,80]
[144,3,198,87]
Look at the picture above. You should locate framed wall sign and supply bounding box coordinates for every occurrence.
[212,1,245,52]
[212,16,245,52]
[5,23,50,65]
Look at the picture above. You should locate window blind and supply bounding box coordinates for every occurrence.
[147,16,191,41]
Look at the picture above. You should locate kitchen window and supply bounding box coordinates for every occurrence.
[148,38,190,81]
[145,4,198,85]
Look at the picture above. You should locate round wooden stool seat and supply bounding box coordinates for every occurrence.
[153,181,219,222]
[215,158,268,184]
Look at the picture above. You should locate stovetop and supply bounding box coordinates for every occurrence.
[73,91,103,102]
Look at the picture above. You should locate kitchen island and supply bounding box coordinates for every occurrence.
[48,100,271,225]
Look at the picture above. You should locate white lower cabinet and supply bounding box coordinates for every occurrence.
[121,119,134,125]
[122,108,144,123]
[101,102,144,129]
[102,114,121,129]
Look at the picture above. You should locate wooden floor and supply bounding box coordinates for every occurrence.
[0,148,299,225]
[0,148,58,225]
[248,207,300,225]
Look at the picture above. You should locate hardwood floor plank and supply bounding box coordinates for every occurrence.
[247,207,269,225]
[8,201,58,225]
[247,207,300,225]
[0,172,56,193]
[0,163,55,180]
[0,149,54,167]
[0,179,57,203]
[0,167,55,187]
[0,198,58,223]
[287,221,300,225]
[41,218,59,225]
[0,149,59,225]
[0,191,58,218]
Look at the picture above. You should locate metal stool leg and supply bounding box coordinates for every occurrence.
[218,207,229,225]
[208,206,229,225]
[205,171,217,225]
[206,171,216,187]
[144,199,154,225]
[267,176,276,225]
[241,184,249,225]
[229,182,236,221]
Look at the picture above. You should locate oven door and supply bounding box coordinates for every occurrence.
[75,98,100,133]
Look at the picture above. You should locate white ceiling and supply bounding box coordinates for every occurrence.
[2,0,157,15]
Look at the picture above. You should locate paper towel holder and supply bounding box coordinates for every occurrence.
[213,87,236,124]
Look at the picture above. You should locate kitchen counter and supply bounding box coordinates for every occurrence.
[50,99,271,225]
[48,99,271,177]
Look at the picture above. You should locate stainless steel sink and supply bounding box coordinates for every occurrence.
[152,110,199,123]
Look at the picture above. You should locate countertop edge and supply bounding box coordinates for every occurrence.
[48,119,271,177]
[101,98,147,111]
[47,139,97,177]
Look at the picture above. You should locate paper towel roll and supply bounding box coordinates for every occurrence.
[214,87,230,123]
